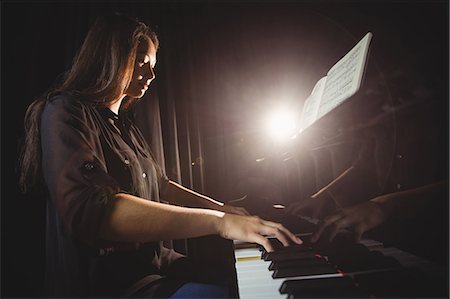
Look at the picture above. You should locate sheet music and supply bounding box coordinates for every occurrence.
[316,32,372,120]
[300,77,327,131]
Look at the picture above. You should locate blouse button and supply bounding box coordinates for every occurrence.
[84,162,94,171]
[142,172,147,178]
[124,159,130,165]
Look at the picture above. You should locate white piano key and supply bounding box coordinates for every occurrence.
[235,247,286,299]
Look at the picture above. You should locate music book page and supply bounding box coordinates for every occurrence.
[299,32,373,132]
[300,77,327,130]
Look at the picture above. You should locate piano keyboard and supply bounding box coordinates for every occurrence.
[235,233,447,298]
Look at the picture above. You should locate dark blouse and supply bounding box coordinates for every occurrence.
[41,93,182,297]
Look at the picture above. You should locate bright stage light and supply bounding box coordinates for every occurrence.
[267,108,299,141]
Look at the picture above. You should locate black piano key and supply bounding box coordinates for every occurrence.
[280,276,353,294]
[281,276,366,298]
[264,250,317,262]
[260,239,313,254]
[268,256,327,271]
[262,247,314,260]
[288,286,368,298]
[319,244,402,275]
[272,264,338,278]
[280,276,369,298]
[280,276,355,294]
[261,242,313,254]
[262,246,314,260]
[329,253,373,268]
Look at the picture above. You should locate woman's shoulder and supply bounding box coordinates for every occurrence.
[45,92,95,116]
[47,91,85,107]
[42,92,101,128]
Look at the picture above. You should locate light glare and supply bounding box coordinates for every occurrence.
[267,108,298,141]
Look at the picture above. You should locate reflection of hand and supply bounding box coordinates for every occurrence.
[217,214,302,252]
[310,201,386,243]
[286,195,335,219]
[217,204,251,216]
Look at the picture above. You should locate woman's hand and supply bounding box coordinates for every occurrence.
[217,214,302,252]
[310,201,386,243]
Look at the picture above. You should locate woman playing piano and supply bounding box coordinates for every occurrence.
[18,13,301,298]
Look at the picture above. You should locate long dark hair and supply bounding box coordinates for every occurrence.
[19,12,159,193]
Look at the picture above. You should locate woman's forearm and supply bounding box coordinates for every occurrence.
[99,192,224,243]
[164,180,224,209]
[99,192,303,252]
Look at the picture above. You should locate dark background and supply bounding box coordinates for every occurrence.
[1,1,449,297]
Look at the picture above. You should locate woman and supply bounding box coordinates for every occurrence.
[19,13,301,298]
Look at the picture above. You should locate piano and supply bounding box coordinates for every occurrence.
[234,216,448,298]
[227,52,449,298]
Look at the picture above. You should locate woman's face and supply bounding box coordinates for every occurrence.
[125,38,157,98]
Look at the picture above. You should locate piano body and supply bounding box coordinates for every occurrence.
[230,46,448,298]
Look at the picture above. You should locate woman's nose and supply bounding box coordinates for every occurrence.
[148,66,155,81]
[143,63,155,81]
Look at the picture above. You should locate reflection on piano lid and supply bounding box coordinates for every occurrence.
[235,233,447,298]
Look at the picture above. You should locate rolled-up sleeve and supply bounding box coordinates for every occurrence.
[41,95,121,247]
[158,173,170,198]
